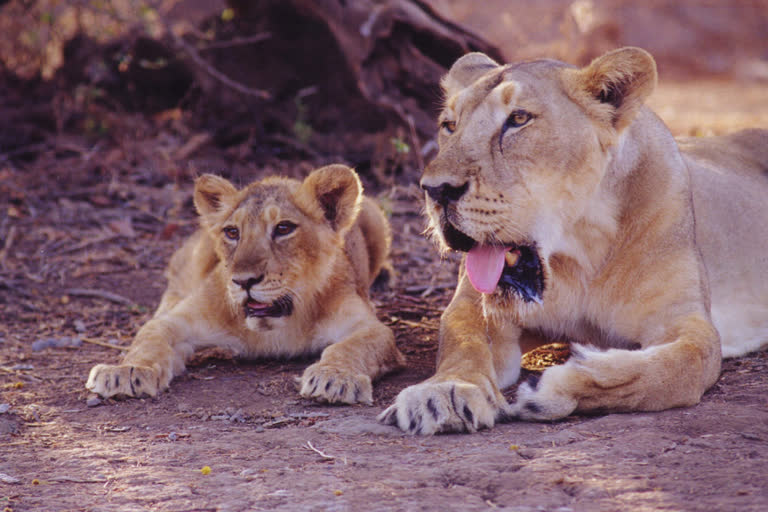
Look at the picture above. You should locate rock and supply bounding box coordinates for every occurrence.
[314,415,401,436]
[32,336,83,351]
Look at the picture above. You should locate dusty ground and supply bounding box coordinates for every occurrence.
[2,76,768,512]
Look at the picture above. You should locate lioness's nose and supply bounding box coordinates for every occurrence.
[232,275,264,290]
[421,182,468,206]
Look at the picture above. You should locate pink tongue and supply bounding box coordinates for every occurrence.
[465,245,507,294]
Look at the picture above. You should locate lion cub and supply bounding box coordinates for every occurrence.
[87,164,404,404]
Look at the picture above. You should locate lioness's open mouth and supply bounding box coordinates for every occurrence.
[244,295,294,318]
[442,221,544,303]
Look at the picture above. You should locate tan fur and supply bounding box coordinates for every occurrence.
[87,164,404,404]
[380,47,768,434]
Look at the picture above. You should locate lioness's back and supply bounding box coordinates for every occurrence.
[682,128,768,357]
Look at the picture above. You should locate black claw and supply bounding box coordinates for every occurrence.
[115,376,120,387]
[450,386,458,413]
[325,381,332,392]
[524,401,541,414]
[338,384,346,398]
[496,408,516,423]
[353,385,361,402]
[380,408,397,425]
[104,375,111,390]
[525,373,541,390]
[427,398,439,421]
[134,378,141,387]
[311,383,318,395]
[408,409,422,433]
[463,404,474,425]
[129,367,136,396]
[309,376,316,386]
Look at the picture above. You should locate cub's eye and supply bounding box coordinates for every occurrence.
[504,109,533,130]
[223,226,239,241]
[440,120,456,134]
[273,221,297,238]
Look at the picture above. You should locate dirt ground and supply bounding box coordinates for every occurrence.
[2,68,768,512]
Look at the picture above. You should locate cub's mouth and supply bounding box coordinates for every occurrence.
[244,295,294,318]
[442,221,544,303]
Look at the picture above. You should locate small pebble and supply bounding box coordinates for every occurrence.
[86,395,102,407]
[73,320,86,333]
[0,404,10,414]
[168,432,178,441]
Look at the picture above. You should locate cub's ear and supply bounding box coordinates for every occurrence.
[194,174,238,217]
[442,52,500,98]
[299,164,362,232]
[565,47,657,133]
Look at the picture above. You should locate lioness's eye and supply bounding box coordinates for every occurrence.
[505,109,533,129]
[273,221,297,238]
[223,226,239,241]
[440,120,456,134]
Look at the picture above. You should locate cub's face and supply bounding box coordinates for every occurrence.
[421,49,656,308]
[194,165,362,330]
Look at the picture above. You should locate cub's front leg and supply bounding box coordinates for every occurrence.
[379,276,519,434]
[86,311,200,399]
[299,298,404,405]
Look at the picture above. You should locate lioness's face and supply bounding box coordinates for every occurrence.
[421,51,656,307]
[194,166,362,330]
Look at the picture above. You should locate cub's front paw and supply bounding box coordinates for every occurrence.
[86,364,160,399]
[299,363,373,405]
[378,379,511,435]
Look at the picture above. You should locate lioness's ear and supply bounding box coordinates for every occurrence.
[566,47,657,132]
[194,174,238,217]
[442,52,500,97]
[299,164,362,232]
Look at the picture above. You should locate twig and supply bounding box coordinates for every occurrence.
[405,114,425,171]
[66,288,135,306]
[49,476,108,484]
[199,33,272,50]
[81,337,129,352]
[0,225,17,269]
[58,233,120,255]
[268,134,322,159]
[391,317,434,330]
[304,441,335,461]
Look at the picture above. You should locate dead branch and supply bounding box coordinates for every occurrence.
[150,5,270,100]
[65,288,135,306]
[199,33,272,50]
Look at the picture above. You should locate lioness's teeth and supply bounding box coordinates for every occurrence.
[505,250,520,267]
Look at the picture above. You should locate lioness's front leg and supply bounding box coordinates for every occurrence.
[379,276,518,434]
[510,313,722,420]
[299,298,404,405]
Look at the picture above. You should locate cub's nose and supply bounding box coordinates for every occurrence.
[421,182,469,206]
[232,275,264,290]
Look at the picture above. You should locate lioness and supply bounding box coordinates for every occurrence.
[87,164,404,404]
[380,47,768,434]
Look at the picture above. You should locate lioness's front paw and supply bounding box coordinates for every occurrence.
[378,379,512,435]
[299,363,373,405]
[509,366,579,421]
[86,364,160,399]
